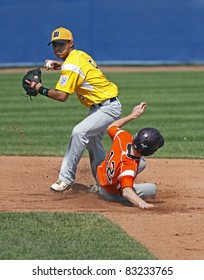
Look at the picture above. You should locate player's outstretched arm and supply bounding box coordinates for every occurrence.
[108,102,147,130]
[122,187,154,209]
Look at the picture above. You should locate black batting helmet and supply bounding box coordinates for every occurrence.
[133,127,164,156]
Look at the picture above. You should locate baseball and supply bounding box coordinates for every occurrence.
[45,60,53,70]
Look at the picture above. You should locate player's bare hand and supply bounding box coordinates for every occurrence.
[138,200,154,209]
[131,102,147,118]
[44,59,62,70]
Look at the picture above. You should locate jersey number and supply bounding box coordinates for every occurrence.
[106,151,115,184]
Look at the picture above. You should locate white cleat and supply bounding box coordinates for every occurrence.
[50,180,72,192]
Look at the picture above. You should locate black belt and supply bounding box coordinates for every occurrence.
[92,97,117,108]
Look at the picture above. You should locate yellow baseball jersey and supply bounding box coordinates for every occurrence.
[55,50,118,107]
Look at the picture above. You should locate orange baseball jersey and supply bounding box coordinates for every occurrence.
[55,49,118,107]
[97,126,141,195]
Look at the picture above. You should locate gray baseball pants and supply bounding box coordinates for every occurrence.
[59,98,122,185]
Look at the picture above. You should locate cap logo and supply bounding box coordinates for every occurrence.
[54,31,60,38]
[141,143,148,148]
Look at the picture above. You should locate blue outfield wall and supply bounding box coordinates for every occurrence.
[0,0,204,66]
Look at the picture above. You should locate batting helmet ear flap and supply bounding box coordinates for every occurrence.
[133,127,164,156]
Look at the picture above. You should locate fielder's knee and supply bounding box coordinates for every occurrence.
[72,124,84,136]
[71,125,89,145]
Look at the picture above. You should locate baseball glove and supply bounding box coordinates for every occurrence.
[22,68,42,97]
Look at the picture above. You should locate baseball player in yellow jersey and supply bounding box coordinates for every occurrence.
[33,27,122,192]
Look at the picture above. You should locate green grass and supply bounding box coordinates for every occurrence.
[0,71,203,158]
[0,212,155,260]
[108,71,204,158]
[0,70,203,260]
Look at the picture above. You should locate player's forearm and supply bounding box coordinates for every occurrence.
[122,187,144,206]
[122,187,154,209]
[35,83,68,101]
[108,102,147,130]
[45,89,69,101]
[108,113,136,129]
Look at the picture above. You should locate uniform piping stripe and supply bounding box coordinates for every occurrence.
[61,63,85,79]
[81,81,94,90]
[113,130,124,141]
[118,170,135,179]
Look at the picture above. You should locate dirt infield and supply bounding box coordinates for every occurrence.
[0,156,203,260]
